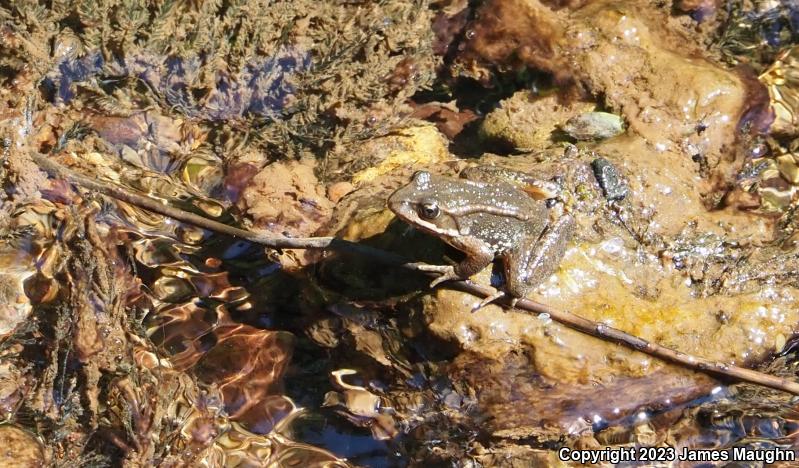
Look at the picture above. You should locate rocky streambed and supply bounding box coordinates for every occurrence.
[0,0,798,466]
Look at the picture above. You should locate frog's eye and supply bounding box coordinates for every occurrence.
[418,201,440,220]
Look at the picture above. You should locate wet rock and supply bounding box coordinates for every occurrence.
[238,158,334,237]
[417,233,799,434]
[479,91,595,151]
[467,2,780,240]
[0,425,46,467]
[591,157,629,200]
[569,4,745,175]
[561,112,624,141]
[760,46,799,137]
[329,124,453,185]
[332,142,799,438]
[455,0,753,221]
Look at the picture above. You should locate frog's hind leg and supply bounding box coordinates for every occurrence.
[503,215,575,302]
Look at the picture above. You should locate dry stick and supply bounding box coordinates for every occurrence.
[32,153,799,396]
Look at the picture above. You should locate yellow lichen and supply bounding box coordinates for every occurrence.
[351,125,451,185]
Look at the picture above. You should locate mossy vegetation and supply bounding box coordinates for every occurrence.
[0,0,437,164]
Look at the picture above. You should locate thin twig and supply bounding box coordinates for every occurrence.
[31,153,799,395]
[32,153,406,263]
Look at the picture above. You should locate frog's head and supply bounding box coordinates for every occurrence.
[388,171,462,240]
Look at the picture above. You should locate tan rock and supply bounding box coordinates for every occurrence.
[480,92,595,151]
[0,425,46,467]
[348,125,452,185]
[238,157,333,237]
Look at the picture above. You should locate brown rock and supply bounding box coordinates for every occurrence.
[0,425,46,467]
[238,158,334,237]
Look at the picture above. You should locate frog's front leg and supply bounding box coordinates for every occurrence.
[503,214,575,304]
[420,236,495,288]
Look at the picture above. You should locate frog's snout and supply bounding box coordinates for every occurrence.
[388,198,411,221]
[387,185,409,212]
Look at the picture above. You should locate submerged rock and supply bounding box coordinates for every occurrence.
[760,46,799,137]
[238,158,334,237]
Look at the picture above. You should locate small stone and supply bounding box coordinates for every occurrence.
[591,157,629,201]
[759,186,796,211]
[775,333,786,352]
[776,153,799,184]
[328,181,354,203]
[562,112,624,141]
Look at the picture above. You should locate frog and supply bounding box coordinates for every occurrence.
[388,167,574,310]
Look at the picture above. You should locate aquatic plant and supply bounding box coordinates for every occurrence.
[0,0,437,164]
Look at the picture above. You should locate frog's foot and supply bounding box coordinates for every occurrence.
[409,263,459,288]
[471,289,505,313]
[429,268,459,288]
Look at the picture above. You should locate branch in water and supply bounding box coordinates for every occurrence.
[31,153,799,396]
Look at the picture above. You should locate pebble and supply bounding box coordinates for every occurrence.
[591,157,629,201]
[562,112,624,141]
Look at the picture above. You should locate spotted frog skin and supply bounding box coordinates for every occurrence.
[388,168,574,308]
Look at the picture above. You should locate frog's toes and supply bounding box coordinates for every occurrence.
[407,262,451,274]
[428,267,458,288]
[471,289,506,313]
[408,263,458,288]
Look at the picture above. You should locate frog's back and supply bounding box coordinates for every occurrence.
[453,180,548,254]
